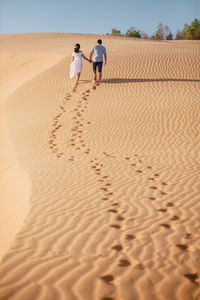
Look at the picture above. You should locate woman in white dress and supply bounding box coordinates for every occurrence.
[70,43,90,84]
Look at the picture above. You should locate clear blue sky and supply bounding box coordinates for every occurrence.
[0,0,199,36]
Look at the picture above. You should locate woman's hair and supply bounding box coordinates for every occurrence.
[74,43,80,53]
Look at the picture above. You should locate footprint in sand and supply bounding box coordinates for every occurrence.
[110,224,121,229]
[184,273,200,285]
[108,209,118,214]
[107,192,114,196]
[185,233,194,239]
[136,263,145,270]
[158,208,167,213]
[100,274,115,285]
[125,234,136,240]
[160,223,171,229]
[118,259,131,267]
[112,245,123,251]
[176,244,189,251]
[171,215,180,221]
[100,187,108,192]
[150,186,158,190]
[148,177,155,181]
[166,202,174,207]
[116,215,125,221]
[149,197,157,201]
[160,191,168,196]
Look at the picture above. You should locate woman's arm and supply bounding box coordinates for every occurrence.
[82,53,90,62]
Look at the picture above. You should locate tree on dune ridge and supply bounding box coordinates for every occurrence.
[151,22,173,40]
[182,18,200,39]
[125,27,142,38]
[106,18,200,40]
[176,29,183,40]
[111,28,121,36]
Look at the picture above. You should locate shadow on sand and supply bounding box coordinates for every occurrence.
[102,78,200,84]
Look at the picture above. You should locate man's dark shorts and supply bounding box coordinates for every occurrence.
[93,61,103,73]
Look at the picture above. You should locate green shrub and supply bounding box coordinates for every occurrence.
[183,18,200,40]
[125,27,141,38]
[111,28,121,36]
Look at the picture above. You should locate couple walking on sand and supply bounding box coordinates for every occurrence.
[70,39,107,84]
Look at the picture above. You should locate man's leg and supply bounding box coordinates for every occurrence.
[98,62,103,82]
[93,62,97,82]
[93,71,97,82]
[99,72,102,82]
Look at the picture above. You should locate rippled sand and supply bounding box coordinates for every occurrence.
[0,33,200,300]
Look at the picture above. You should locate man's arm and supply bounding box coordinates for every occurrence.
[89,51,93,62]
[104,53,107,65]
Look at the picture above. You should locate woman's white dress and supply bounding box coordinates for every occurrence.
[70,51,83,78]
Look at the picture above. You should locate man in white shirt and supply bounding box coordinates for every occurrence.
[90,39,107,83]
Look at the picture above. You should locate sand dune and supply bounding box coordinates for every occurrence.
[0,33,200,300]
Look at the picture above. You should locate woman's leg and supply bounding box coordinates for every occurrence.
[76,72,81,83]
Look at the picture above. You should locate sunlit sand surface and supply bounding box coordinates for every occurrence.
[0,33,200,300]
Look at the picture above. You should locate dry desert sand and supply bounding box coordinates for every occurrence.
[0,33,200,300]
